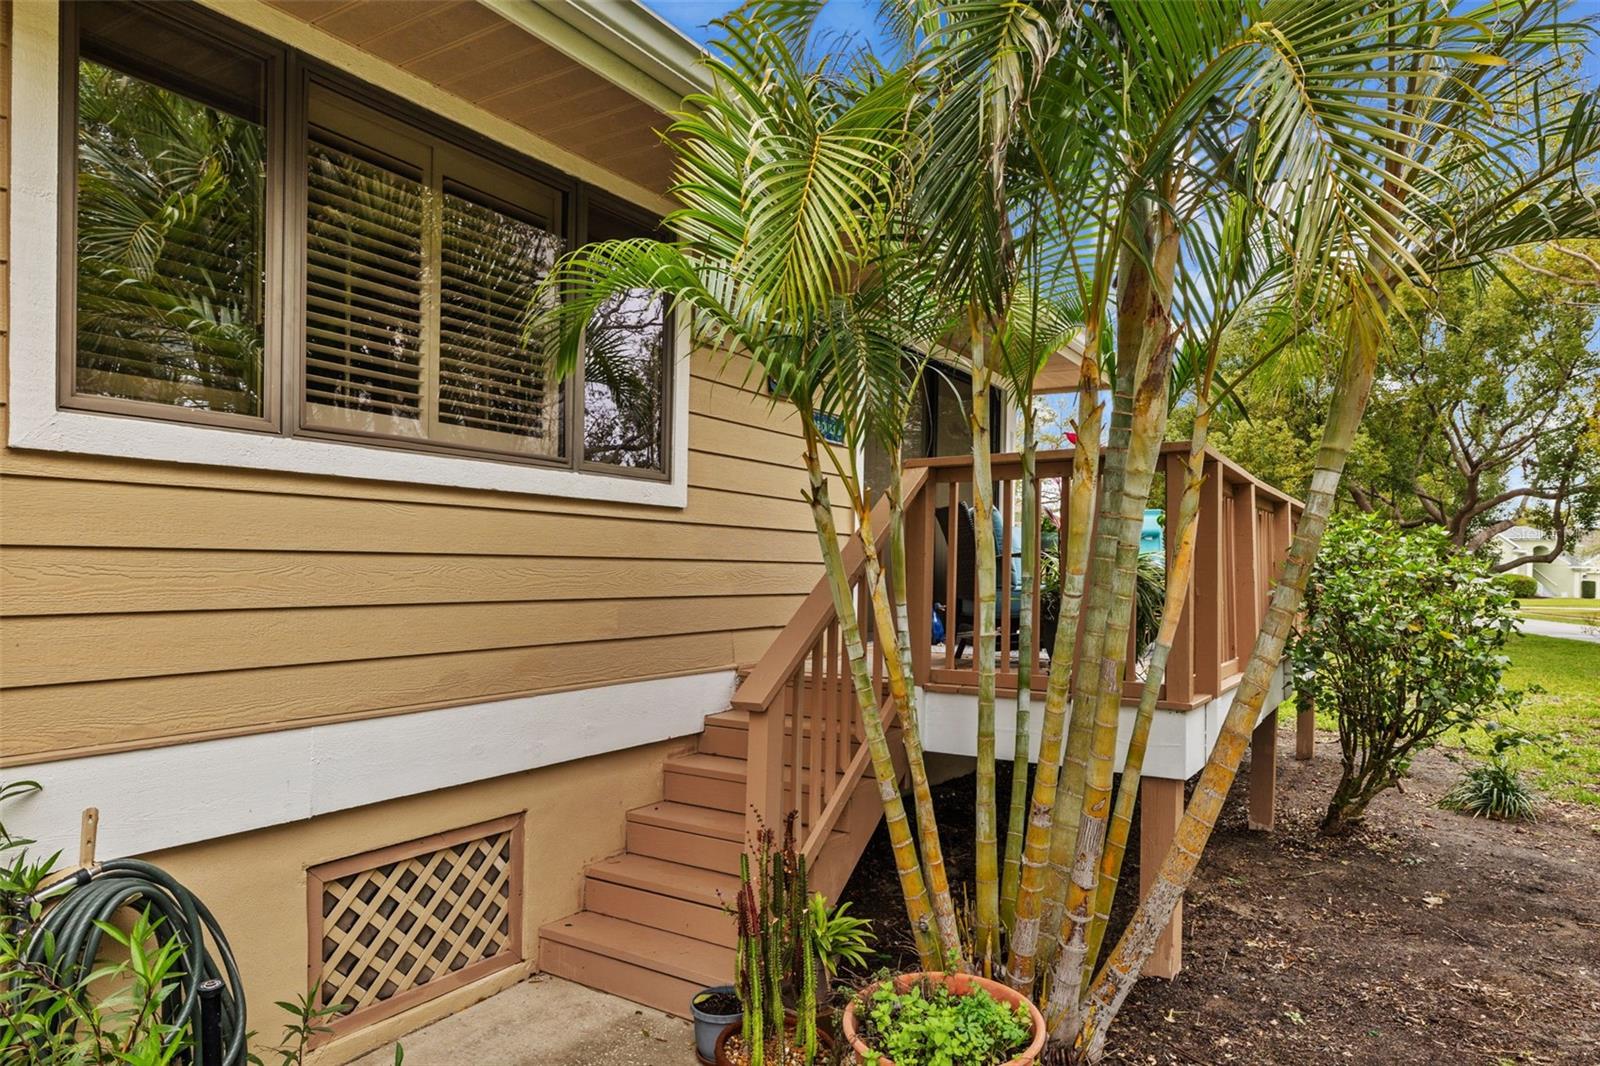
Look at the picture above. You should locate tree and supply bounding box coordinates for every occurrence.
[1348,249,1600,564]
[1197,248,1600,560]
[1292,514,1522,835]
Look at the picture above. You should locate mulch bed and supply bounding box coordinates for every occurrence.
[839,732,1600,1064]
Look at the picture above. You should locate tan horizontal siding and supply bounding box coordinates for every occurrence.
[0,549,819,616]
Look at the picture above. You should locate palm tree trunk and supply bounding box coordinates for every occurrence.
[858,492,967,968]
[1005,360,1103,992]
[971,343,1002,970]
[1040,223,1156,971]
[1072,305,1384,1059]
[1050,321,1174,1028]
[802,441,940,969]
[1082,412,1209,979]
[1000,418,1038,929]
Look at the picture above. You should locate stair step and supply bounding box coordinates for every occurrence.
[539,912,732,1018]
[626,802,745,873]
[586,852,741,904]
[584,855,738,948]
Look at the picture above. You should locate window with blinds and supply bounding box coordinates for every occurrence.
[302,136,428,437]
[299,91,566,459]
[63,5,672,484]
[434,184,563,457]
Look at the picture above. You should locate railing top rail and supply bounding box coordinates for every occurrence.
[730,466,930,715]
[905,443,1302,510]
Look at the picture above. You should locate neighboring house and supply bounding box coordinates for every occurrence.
[0,3,1292,1062]
[1491,525,1600,598]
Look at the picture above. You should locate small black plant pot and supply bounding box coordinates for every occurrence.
[691,985,742,1064]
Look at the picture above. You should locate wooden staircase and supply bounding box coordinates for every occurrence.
[538,708,895,1017]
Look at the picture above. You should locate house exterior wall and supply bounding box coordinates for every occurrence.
[0,4,827,1057]
[1,1,832,774]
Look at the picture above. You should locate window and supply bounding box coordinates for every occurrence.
[581,202,669,472]
[59,2,671,481]
[68,1,275,425]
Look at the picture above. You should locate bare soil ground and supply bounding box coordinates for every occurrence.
[841,728,1600,1065]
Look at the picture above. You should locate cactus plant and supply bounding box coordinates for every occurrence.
[727,813,826,1065]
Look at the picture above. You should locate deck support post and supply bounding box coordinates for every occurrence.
[1139,776,1184,979]
[1295,691,1315,761]
[1248,709,1277,832]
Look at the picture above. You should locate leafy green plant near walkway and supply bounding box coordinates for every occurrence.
[1290,515,1523,834]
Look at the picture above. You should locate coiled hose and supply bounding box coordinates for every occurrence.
[21,858,247,1065]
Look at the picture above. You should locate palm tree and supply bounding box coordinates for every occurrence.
[537,0,1600,1057]
[1070,1,1600,1057]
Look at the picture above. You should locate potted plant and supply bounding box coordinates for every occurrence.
[841,972,1047,1066]
[714,815,834,1066]
[691,985,742,1065]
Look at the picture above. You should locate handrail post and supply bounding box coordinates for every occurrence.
[745,682,787,848]
[1163,450,1195,704]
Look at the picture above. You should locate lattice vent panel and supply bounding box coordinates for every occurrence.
[309,815,523,1033]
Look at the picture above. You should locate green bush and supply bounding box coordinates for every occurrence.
[1440,760,1541,821]
[1496,573,1539,599]
[1289,514,1522,834]
[858,977,1032,1066]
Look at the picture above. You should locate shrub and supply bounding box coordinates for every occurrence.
[858,977,1032,1066]
[1495,573,1539,599]
[1289,514,1521,834]
[1440,760,1541,821]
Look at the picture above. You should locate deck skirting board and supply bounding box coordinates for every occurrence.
[4,670,737,861]
[917,663,1287,780]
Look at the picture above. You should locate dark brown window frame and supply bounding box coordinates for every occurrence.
[57,1,673,484]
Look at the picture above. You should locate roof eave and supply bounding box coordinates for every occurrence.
[485,0,710,116]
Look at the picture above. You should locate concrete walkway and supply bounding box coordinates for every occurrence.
[1516,617,1600,644]
[350,976,696,1066]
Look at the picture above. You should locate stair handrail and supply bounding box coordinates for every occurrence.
[732,467,930,854]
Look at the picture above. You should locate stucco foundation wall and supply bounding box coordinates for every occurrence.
[138,736,686,1065]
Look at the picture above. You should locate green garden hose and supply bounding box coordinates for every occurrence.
[21,858,248,1065]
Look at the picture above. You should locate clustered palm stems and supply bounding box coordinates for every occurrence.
[530,0,1600,1059]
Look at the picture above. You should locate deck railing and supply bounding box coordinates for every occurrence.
[905,445,1302,707]
[731,448,1301,858]
[729,470,927,861]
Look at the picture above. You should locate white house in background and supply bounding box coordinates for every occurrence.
[1491,525,1600,598]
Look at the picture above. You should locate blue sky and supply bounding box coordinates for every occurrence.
[643,0,893,55]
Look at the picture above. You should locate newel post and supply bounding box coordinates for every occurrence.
[744,686,787,847]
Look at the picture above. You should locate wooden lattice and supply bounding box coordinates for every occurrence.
[307,814,523,1036]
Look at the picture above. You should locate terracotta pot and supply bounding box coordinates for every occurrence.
[713,1016,836,1065]
[840,971,1048,1066]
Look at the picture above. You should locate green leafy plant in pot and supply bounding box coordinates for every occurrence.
[842,972,1046,1065]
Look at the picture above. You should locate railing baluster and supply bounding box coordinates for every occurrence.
[944,479,959,670]
[1000,475,1014,677]
[810,642,825,829]
[1163,450,1194,705]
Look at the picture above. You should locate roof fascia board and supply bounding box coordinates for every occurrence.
[483,0,709,115]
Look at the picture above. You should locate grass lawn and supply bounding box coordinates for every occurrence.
[1300,633,1599,807]
[1516,597,1600,626]
[1488,633,1600,807]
